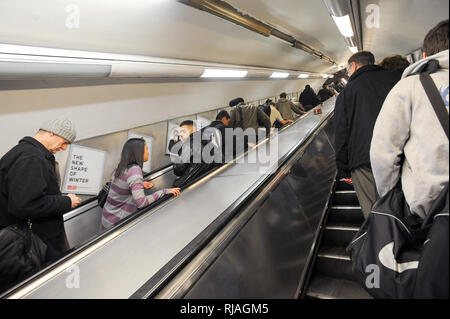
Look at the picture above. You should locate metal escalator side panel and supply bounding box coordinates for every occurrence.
[6,101,335,299]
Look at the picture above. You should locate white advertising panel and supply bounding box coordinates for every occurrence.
[166,121,180,155]
[196,115,211,130]
[62,145,106,195]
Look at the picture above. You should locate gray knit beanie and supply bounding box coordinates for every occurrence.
[40,118,77,143]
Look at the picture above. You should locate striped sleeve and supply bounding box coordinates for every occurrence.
[127,166,169,209]
[127,166,150,209]
[145,189,169,204]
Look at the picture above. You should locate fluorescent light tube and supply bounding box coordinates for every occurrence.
[270,72,289,78]
[348,46,358,53]
[0,61,111,78]
[332,14,354,37]
[201,69,247,78]
[322,74,329,78]
[298,74,310,78]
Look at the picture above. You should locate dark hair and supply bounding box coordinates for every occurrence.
[379,54,410,72]
[216,110,230,121]
[422,19,449,57]
[229,97,245,107]
[265,99,273,104]
[280,92,287,98]
[180,120,194,128]
[348,51,375,66]
[115,138,145,177]
[305,85,311,89]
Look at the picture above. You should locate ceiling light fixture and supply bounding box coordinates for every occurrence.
[331,14,354,37]
[200,69,248,78]
[270,72,289,78]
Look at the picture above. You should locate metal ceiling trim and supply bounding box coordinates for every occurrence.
[177,0,337,65]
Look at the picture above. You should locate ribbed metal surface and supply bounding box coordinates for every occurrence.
[178,0,337,64]
[305,179,372,299]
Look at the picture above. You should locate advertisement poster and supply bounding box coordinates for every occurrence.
[62,145,106,195]
[196,115,211,130]
[166,121,180,155]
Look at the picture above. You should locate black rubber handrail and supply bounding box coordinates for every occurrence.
[0,111,310,298]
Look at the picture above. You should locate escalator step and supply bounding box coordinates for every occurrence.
[315,246,355,282]
[317,246,350,260]
[325,222,360,232]
[322,222,360,247]
[328,206,365,225]
[306,276,373,299]
[335,180,354,191]
[332,191,359,206]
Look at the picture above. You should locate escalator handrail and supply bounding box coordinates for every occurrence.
[1,108,316,299]
[132,109,335,299]
[62,110,309,221]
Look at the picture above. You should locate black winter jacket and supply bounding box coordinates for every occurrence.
[171,131,215,188]
[0,137,72,261]
[334,65,401,178]
[318,88,334,102]
[299,87,321,110]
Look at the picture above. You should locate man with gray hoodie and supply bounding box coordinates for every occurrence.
[370,19,449,219]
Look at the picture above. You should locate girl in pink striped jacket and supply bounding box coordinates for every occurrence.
[102,138,180,229]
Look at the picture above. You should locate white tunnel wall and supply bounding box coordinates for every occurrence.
[0,78,323,193]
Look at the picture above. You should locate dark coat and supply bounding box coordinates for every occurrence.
[318,88,334,102]
[334,65,401,178]
[207,120,228,162]
[171,131,215,188]
[0,137,72,261]
[299,87,321,110]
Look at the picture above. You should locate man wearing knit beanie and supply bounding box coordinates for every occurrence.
[37,118,77,154]
[0,118,81,283]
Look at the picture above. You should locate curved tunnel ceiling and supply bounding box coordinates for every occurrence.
[0,0,447,75]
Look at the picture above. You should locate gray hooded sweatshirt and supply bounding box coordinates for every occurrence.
[370,49,449,219]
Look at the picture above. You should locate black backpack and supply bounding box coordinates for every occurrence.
[258,104,271,127]
[0,221,47,291]
[97,182,111,208]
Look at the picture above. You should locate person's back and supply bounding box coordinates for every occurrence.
[334,51,401,217]
[337,65,400,170]
[200,120,228,164]
[318,87,333,102]
[103,139,179,229]
[228,98,271,138]
[276,93,304,120]
[230,104,263,132]
[299,86,321,111]
[102,165,169,228]
[371,20,449,219]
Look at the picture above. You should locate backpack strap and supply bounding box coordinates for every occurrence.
[237,105,244,128]
[419,73,449,140]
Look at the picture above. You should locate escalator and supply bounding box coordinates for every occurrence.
[2,99,342,299]
[304,180,373,299]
